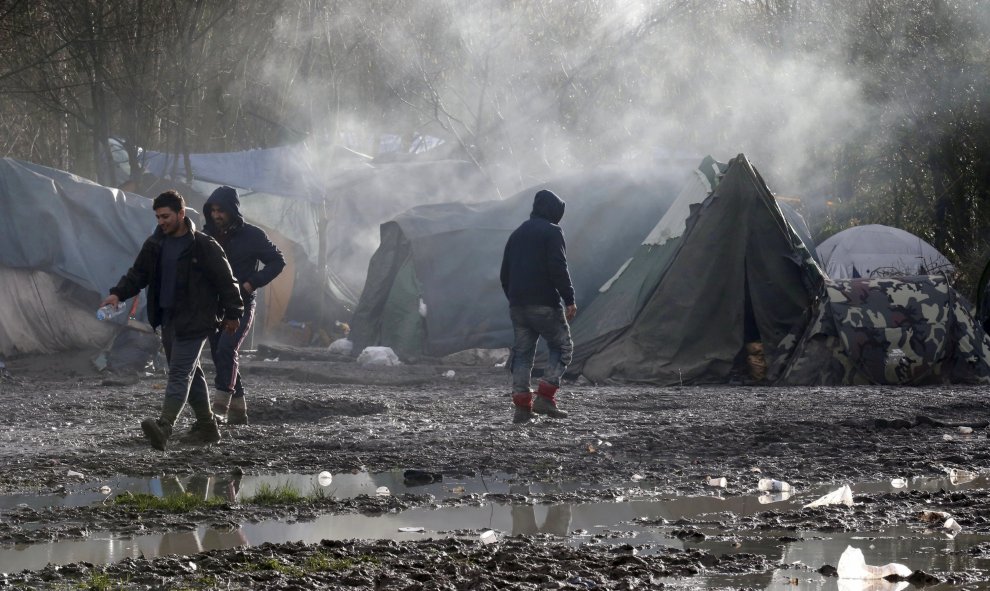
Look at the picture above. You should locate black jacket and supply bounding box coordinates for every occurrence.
[500,190,575,308]
[110,217,243,339]
[203,187,286,302]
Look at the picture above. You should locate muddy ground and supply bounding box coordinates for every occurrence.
[1,347,989,589]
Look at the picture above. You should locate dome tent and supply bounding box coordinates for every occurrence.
[816,224,954,279]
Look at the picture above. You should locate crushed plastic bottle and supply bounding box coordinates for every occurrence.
[96,301,127,321]
[757,478,792,492]
[890,478,907,488]
[947,468,977,485]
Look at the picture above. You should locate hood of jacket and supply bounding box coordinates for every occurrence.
[530,189,565,224]
[204,185,245,235]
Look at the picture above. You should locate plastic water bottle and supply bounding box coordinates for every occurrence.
[758,478,793,492]
[96,301,127,321]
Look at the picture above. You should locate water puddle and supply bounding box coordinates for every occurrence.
[2,470,990,586]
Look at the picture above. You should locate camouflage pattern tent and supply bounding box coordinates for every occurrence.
[777,276,990,385]
[580,154,990,386]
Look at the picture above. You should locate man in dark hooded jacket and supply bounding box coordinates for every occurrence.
[500,189,577,423]
[102,190,243,451]
[203,186,286,425]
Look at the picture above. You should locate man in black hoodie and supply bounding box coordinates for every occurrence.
[500,189,577,423]
[203,186,286,425]
[102,190,243,451]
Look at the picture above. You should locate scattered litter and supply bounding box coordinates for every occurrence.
[450,485,466,494]
[947,468,977,485]
[804,484,853,508]
[758,491,793,504]
[943,517,963,537]
[957,426,974,435]
[317,471,333,486]
[757,478,792,492]
[376,486,391,497]
[837,545,912,579]
[890,478,907,488]
[630,474,645,482]
[99,485,111,495]
[479,530,497,544]
[263,357,280,363]
[328,338,353,355]
[707,477,727,488]
[398,527,424,533]
[66,470,85,480]
[443,370,455,378]
[357,347,402,367]
[917,510,951,523]
[749,467,762,473]
[942,434,954,441]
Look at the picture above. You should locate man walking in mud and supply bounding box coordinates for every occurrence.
[203,186,285,425]
[500,189,577,423]
[102,190,243,451]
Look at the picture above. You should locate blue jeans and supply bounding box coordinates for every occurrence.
[160,321,210,423]
[509,305,573,393]
[210,298,255,398]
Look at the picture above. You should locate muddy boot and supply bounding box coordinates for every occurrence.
[142,398,182,451]
[186,417,222,444]
[212,390,231,421]
[141,418,173,451]
[512,391,533,424]
[228,395,248,425]
[532,380,568,419]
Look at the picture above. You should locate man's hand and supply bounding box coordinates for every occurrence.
[223,318,240,334]
[565,304,577,322]
[101,294,120,308]
[242,281,254,294]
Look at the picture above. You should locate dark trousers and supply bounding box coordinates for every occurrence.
[209,298,255,398]
[160,321,210,423]
[509,305,573,393]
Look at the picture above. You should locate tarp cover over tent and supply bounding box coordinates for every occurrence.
[349,165,687,359]
[139,144,498,297]
[816,224,954,279]
[581,154,825,385]
[0,158,155,356]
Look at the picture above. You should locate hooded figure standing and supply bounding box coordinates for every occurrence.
[500,189,577,423]
[203,186,286,425]
[102,190,243,451]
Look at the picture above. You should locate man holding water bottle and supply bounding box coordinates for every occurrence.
[101,190,243,451]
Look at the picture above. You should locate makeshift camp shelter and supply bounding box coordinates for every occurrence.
[138,143,497,298]
[580,154,990,386]
[0,158,154,357]
[349,165,687,359]
[816,224,954,279]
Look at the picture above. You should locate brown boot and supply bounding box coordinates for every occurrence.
[228,396,249,425]
[212,390,231,418]
[512,391,533,424]
[185,417,222,444]
[533,380,568,418]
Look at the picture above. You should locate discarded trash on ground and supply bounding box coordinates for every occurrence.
[804,484,853,508]
[357,347,402,367]
[836,545,912,579]
[757,478,792,492]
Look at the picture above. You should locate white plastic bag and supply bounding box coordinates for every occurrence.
[837,545,912,579]
[804,484,853,508]
[357,346,402,367]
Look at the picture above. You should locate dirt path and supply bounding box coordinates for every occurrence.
[0,350,988,588]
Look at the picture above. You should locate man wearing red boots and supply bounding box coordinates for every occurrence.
[500,189,577,423]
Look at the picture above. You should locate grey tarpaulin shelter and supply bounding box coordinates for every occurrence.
[581,154,826,385]
[349,165,687,359]
[0,158,155,356]
[816,224,954,279]
[139,144,497,299]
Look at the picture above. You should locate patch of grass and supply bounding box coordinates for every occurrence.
[76,570,128,590]
[243,557,304,577]
[113,492,226,513]
[246,482,305,505]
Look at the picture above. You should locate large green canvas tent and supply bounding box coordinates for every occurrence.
[580,154,990,386]
[349,165,688,359]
